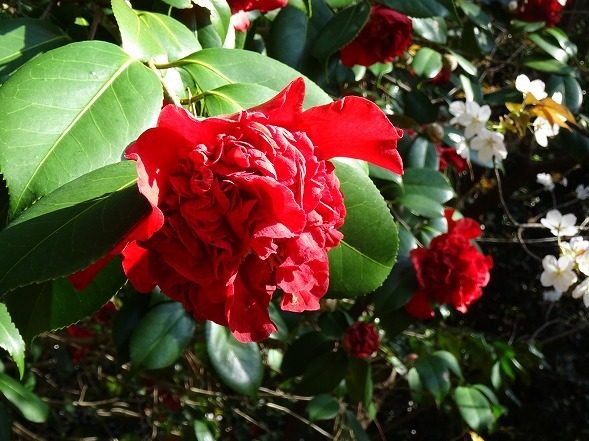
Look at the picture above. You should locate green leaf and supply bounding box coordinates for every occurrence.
[194,420,215,441]
[407,366,424,402]
[137,12,202,61]
[205,321,263,398]
[0,161,149,294]
[412,47,442,79]
[345,410,369,441]
[381,0,450,18]
[0,41,162,219]
[161,0,192,8]
[0,18,71,82]
[112,0,165,61]
[462,23,494,56]
[511,19,545,33]
[404,90,437,123]
[0,304,25,378]
[400,136,439,170]
[178,48,332,108]
[281,331,335,378]
[398,193,444,218]
[459,0,490,30]
[5,257,127,345]
[310,3,370,62]
[521,55,575,75]
[0,402,11,441]
[412,17,447,45]
[459,73,483,103]
[296,349,347,395]
[544,27,577,58]
[130,302,195,371]
[327,161,398,298]
[346,357,372,406]
[373,259,418,314]
[415,354,451,403]
[452,386,494,431]
[192,0,232,47]
[307,394,340,421]
[202,83,279,116]
[0,372,49,423]
[432,350,463,379]
[546,74,583,113]
[528,33,569,63]
[446,48,477,76]
[112,291,152,363]
[401,168,454,203]
[268,303,289,342]
[268,6,314,69]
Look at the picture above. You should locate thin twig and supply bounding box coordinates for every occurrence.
[265,402,335,439]
[234,408,272,433]
[88,6,103,41]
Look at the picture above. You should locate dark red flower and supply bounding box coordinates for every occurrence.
[405,210,493,319]
[342,322,380,358]
[340,6,413,67]
[436,145,467,173]
[516,0,565,27]
[70,78,403,343]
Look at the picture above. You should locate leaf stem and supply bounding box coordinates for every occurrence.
[146,60,181,107]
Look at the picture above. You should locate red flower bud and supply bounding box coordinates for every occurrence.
[342,322,380,358]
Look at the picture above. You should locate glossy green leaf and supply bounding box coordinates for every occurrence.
[544,27,577,58]
[205,321,263,398]
[432,351,463,379]
[310,2,370,62]
[397,226,418,258]
[522,55,575,74]
[194,420,215,441]
[192,0,232,47]
[400,136,439,170]
[398,193,444,218]
[407,366,424,402]
[0,41,162,219]
[528,33,569,63]
[415,355,451,403]
[373,259,418,313]
[138,12,202,61]
[112,0,165,61]
[446,48,477,75]
[178,48,331,108]
[0,161,149,294]
[0,304,25,378]
[459,0,490,30]
[404,90,437,123]
[327,161,398,298]
[5,258,126,345]
[345,410,369,441]
[452,386,494,431]
[307,394,340,421]
[511,19,545,33]
[401,168,454,203]
[0,18,71,82]
[412,47,442,79]
[268,7,314,69]
[0,372,49,423]
[130,302,196,371]
[346,357,372,405]
[412,17,447,45]
[381,0,450,18]
[202,83,278,116]
[268,303,289,342]
[112,291,152,363]
[546,74,583,114]
[459,74,483,102]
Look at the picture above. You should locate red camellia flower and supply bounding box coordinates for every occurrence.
[405,210,493,320]
[70,78,403,343]
[342,322,380,359]
[340,6,413,67]
[516,0,566,27]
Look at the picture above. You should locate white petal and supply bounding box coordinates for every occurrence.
[515,74,530,93]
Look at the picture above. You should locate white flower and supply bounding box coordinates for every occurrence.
[561,236,589,259]
[515,74,547,100]
[447,132,469,158]
[449,101,491,139]
[533,117,560,147]
[543,289,563,302]
[557,0,567,6]
[540,209,579,237]
[540,255,578,292]
[449,101,467,124]
[576,184,589,200]
[578,255,589,277]
[470,129,507,162]
[572,278,589,307]
[536,173,555,191]
[552,92,563,104]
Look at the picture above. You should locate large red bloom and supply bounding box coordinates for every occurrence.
[340,6,413,67]
[405,210,493,320]
[516,0,565,27]
[71,78,403,343]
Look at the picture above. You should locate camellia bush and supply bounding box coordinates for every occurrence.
[0,0,587,439]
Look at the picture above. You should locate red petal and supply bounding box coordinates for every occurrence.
[121,242,157,293]
[300,96,404,174]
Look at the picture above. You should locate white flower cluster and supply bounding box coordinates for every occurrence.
[515,74,565,147]
[539,209,589,306]
[449,101,507,162]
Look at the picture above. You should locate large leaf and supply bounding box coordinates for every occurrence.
[327,161,398,298]
[310,3,370,62]
[0,161,149,295]
[202,83,279,116]
[0,41,162,219]
[0,304,25,378]
[296,349,347,395]
[373,259,418,314]
[5,257,127,345]
[412,17,447,45]
[130,301,196,371]
[546,74,583,114]
[281,331,336,378]
[400,168,454,203]
[307,394,340,421]
[414,354,451,403]
[412,47,442,79]
[205,321,263,398]
[138,11,202,61]
[192,0,232,48]
[452,386,494,431]
[177,48,332,108]
[0,18,71,82]
[0,372,49,423]
[112,0,165,61]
